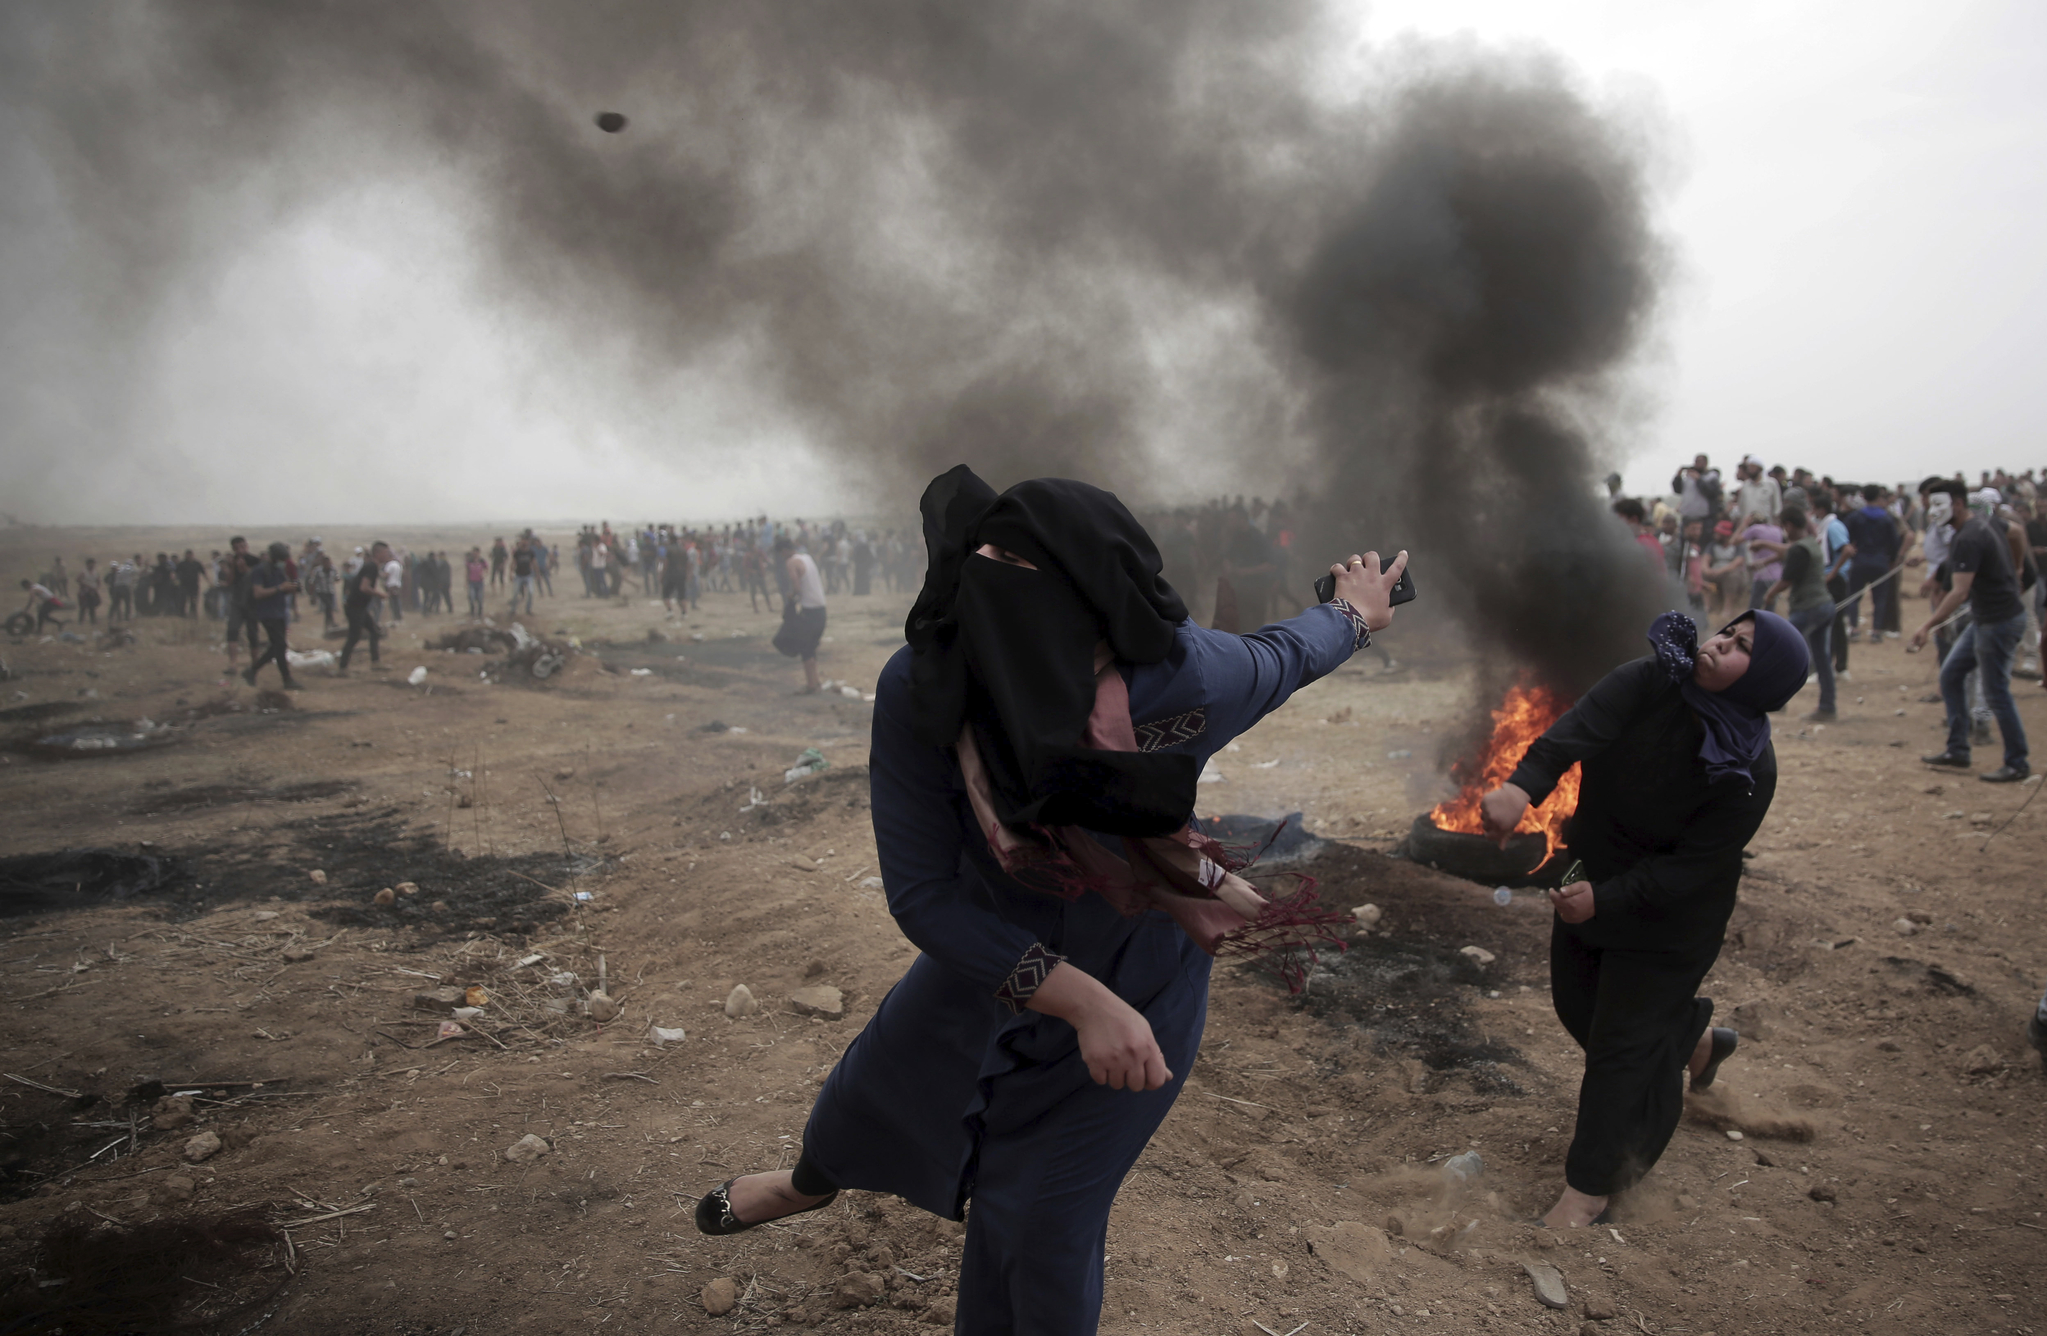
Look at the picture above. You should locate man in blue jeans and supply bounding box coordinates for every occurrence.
[1914,485,2029,782]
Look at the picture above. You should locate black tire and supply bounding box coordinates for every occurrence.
[1402,813,1549,884]
[3,612,34,637]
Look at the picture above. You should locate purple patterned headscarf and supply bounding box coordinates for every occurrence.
[1648,610,1809,791]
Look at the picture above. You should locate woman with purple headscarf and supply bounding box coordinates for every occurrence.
[1480,609,1809,1228]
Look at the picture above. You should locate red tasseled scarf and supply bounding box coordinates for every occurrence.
[955,649,1347,990]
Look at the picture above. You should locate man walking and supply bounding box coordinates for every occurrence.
[1763,508,1837,721]
[221,537,261,679]
[243,542,301,690]
[510,538,537,616]
[1915,485,2029,782]
[339,541,392,674]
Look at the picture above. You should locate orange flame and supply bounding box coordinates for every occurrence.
[1427,682,1581,863]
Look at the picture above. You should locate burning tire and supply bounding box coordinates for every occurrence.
[1402,813,1550,884]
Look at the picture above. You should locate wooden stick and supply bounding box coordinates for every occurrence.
[5,1072,84,1098]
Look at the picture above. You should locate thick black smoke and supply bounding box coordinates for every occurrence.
[2,1,1666,689]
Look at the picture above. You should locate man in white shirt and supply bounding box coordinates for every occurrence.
[382,552,406,624]
[773,535,829,694]
[1732,456,1781,525]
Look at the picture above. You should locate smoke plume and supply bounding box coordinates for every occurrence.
[2,1,1668,688]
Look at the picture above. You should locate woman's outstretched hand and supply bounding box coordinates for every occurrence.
[1480,783,1530,848]
[1026,961,1173,1091]
[1330,551,1409,631]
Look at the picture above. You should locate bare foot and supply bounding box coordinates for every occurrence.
[1541,1184,1610,1229]
[723,1170,830,1226]
[1688,1028,1716,1081]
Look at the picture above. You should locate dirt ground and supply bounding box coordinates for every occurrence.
[1,523,2044,1336]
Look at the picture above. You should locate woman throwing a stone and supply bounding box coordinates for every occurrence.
[697,466,1407,1335]
[1481,609,1807,1228]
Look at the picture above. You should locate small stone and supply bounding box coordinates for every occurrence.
[151,1095,196,1130]
[281,946,315,962]
[159,1175,196,1202]
[373,887,396,907]
[725,984,759,1018]
[1753,1150,1777,1167]
[1581,1324,1603,1336]
[183,1130,222,1163]
[308,869,328,885]
[1584,1298,1617,1320]
[1809,1184,1837,1202]
[805,958,828,979]
[253,910,280,921]
[1524,1261,1569,1309]
[1351,903,1383,929]
[1962,1044,2005,1075]
[431,900,449,912]
[1458,945,1496,966]
[1892,917,1919,936]
[397,881,418,896]
[833,1271,886,1308]
[503,1133,552,1164]
[444,1229,458,1240]
[701,1277,738,1316]
[1725,1129,1745,1141]
[921,1298,957,1326]
[790,985,845,1020]
[647,1025,687,1047]
[413,987,465,1013]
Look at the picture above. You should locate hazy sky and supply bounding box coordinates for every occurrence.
[2,0,2042,524]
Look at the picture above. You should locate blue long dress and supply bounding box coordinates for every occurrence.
[801,604,1360,1335]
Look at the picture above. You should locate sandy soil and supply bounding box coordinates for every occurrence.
[1,522,2044,1335]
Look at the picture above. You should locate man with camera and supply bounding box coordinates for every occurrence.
[243,541,303,690]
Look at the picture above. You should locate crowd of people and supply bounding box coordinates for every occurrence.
[12,517,927,694]
[1612,456,2043,782]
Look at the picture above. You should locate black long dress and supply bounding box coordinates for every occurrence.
[1507,656,1776,1196]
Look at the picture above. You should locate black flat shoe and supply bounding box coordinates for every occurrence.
[1690,1027,1738,1092]
[695,1178,839,1236]
[1921,750,1972,769]
[1979,766,2031,784]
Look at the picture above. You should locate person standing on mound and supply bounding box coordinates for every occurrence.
[698,466,1409,1336]
[1481,609,1807,1229]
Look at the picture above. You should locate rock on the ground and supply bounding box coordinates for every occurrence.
[1892,917,1920,936]
[281,946,315,963]
[183,1131,222,1163]
[372,887,395,906]
[1809,1184,1837,1202]
[159,1174,196,1202]
[308,869,327,885]
[790,985,844,1020]
[413,987,465,1013]
[833,1272,885,1308]
[396,881,418,896]
[503,1133,553,1164]
[1458,945,1496,965]
[1583,1298,1618,1320]
[725,984,758,1018]
[647,1025,686,1047]
[701,1276,738,1316]
[1962,1044,2005,1075]
[920,1298,957,1326]
[1524,1261,1569,1310]
[1305,1221,1394,1285]
[151,1095,196,1130]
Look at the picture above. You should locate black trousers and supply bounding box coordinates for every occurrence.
[340,603,381,668]
[249,617,293,683]
[1551,917,1721,1197]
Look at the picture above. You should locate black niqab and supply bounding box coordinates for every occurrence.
[904,466,1194,837]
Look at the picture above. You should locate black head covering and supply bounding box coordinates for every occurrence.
[904,466,1193,837]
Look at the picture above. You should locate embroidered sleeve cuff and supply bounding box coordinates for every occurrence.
[993,942,1066,1014]
[1330,598,1372,651]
